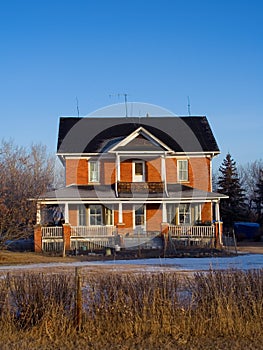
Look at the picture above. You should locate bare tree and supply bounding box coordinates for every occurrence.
[0,140,64,248]
[238,160,263,221]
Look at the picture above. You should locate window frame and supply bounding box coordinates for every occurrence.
[89,204,103,226]
[177,159,189,182]
[133,204,146,230]
[132,160,145,182]
[78,204,87,226]
[88,160,100,183]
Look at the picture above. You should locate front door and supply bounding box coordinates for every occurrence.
[133,161,145,182]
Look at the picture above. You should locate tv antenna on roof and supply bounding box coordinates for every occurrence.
[109,93,128,117]
[76,97,80,117]
[187,96,191,116]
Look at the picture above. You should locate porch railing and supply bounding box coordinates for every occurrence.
[41,226,63,238]
[70,226,116,237]
[168,225,215,238]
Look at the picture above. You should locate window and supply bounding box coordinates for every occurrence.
[104,206,113,226]
[135,162,143,176]
[133,161,145,182]
[89,205,102,225]
[167,203,201,225]
[167,204,177,225]
[179,204,191,224]
[89,160,100,182]
[177,160,188,182]
[134,205,145,229]
[78,204,87,226]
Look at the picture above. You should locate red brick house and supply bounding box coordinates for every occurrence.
[34,116,227,252]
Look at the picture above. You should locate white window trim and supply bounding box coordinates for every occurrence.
[89,160,100,183]
[88,204,103,226]
[132,160,145,182]
[179,203,191,225]
[78,204,87,226]
[177,159,189,182]
[133,204,146,230]
[104,205,114,226]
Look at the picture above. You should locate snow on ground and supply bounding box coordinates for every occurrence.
[0,254,263,274]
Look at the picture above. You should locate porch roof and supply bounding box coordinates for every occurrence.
[38,184,227,202]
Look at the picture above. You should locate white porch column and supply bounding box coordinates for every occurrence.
[162,202,167,223]
[64,203,69,224]
[115,153,120,197]
[161,153,168,196]
[117,153,120,181]
[118,202,123,224]
[36,203,41,224]
[215,200,220,221]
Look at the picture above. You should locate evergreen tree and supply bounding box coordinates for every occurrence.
[217,153,246,228]
[254,169,263,223]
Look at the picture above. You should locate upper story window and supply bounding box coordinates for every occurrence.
[177,160,188,182]
[89,160,100,183]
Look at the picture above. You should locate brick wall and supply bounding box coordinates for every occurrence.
[189,157,211,192]
[166,158,177,182]
[146,158,162,182]
[146,204,162,231]
[66,159,88,186]
[201,202,212,223]
[120,161,133,182]
[34,225,42,252]
[166,157,211,191]
[69,204,78,226]
[103,160,116,184]
[65,156,211,191]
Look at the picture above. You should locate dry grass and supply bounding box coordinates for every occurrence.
[0,250,77,265]
[0,269,263,349]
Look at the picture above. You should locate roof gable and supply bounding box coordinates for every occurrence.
[109,127,172,152]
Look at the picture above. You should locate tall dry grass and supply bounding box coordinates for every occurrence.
[0,269,263,349]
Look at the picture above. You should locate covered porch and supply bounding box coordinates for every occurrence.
[34,184,226,253]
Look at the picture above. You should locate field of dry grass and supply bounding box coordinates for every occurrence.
[0,269,263,349]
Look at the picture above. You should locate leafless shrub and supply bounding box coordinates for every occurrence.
[6,273,75,329]
[0,270,263,349]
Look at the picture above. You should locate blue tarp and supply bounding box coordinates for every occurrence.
[234,222,260,240]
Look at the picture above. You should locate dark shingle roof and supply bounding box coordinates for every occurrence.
[57,116,220,154]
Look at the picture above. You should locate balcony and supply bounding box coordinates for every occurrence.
[117,181,164,194]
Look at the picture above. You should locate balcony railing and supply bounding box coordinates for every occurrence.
[168,225,215,238]
[117,181,164,194]
[70,226,116,237]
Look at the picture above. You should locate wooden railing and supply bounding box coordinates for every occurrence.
[117,181,164,193]
[168,225,215,238]
[41,226,63,238]
[70,226,116,237]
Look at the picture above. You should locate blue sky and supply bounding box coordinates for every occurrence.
[0,0,262,169]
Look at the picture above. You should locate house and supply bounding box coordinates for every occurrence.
[34,115,227,253]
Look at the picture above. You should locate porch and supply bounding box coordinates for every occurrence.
[36,223,218,253]
[167,224,216,247]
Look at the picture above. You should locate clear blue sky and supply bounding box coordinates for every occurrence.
[1,0,262,169]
